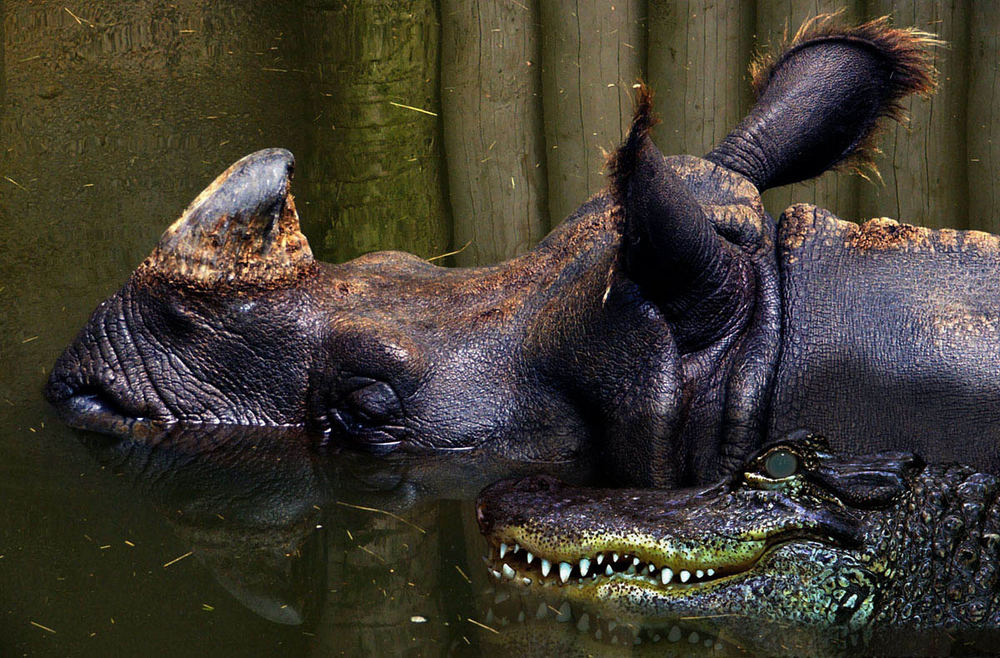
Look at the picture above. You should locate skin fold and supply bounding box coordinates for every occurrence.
[47,17,1000,487]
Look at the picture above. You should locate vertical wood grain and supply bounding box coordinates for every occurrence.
[440,0,549,266]
[646,1,755,159]
[860,0,969,229]
[539,0,646,227]
[300,0,452,264]
[967,5,1000,233]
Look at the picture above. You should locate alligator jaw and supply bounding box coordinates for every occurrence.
[483,536,765,591]
[475,472,861,602]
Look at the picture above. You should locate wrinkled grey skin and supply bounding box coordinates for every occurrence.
[46,20,1000,486]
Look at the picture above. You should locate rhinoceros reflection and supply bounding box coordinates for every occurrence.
[81,426,327,626]
[79,424,596,647]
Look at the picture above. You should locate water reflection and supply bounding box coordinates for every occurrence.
[75,424,596,654]
[86,424,984,656]
[80,427,327,627]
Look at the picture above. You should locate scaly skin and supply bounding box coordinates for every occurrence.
[476,431,1000,633]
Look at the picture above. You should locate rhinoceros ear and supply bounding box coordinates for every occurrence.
[147,148,313,285]
[608,88,750,351]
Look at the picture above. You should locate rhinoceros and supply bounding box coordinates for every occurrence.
[47,17,997,486]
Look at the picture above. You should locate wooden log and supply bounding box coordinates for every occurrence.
[539,0,645,227]
[301,0,452,263]
[440,0,548,266]
[756,0,864,223]
[859,1,969,229]
[967,5,1000,233]
[646,1,754,158]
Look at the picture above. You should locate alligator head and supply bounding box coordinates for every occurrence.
[477,431,939,637]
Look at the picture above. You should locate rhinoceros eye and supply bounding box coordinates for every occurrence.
[346,380,402,423]
[763,448,799,479]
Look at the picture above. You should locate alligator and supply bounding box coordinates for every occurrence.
[477,431,1000,649]
[48,17,1000,488]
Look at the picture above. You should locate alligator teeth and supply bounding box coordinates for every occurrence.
[605,564,614,576]
[695,569,704,579]
[502,563,516,579]
[648,564,657,574]
[540,558,551,577]
[522,577,531,585]
[559,562,572,583]
[632,557,640,566]
[499,543,508,559]
[680,570,691,583]
[579,558,590,577]
[490,569,501,579]
[661,567,673,584]
[513,543,520,554]
[612,552,619,562]
[706,568,715,577]
[596,553,605,565]
[526,552,534,564]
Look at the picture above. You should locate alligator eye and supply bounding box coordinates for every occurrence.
[763,449,799,479]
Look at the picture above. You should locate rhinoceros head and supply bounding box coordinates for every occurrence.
[46,91,779,485]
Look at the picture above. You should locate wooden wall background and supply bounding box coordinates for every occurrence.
[2,1,998,272]
[316,0,996,267]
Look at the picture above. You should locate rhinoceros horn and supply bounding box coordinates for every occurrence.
[610,89,750,351]
[147,148,313,285]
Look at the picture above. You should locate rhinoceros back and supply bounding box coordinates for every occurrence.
[770,204,1000,470]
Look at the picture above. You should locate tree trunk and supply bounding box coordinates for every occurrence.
[859,1,969,229]
[539,0,646,227]
[646,1,754,159]
[440,0,548,266]
[967,5,1000,233]
[301,0,452,264]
